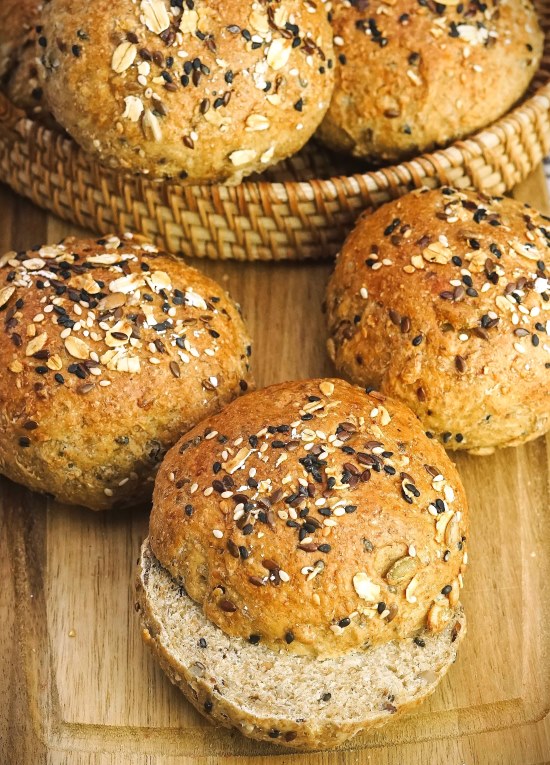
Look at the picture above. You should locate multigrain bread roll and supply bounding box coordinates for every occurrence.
[0,0,42,78]
[326,187,550,454]
[0,0,52,125]
[0,234,253,510]
[317,0,543,163]
[5,33,52,124]
[39,0,335,183]
[138,378,468,749]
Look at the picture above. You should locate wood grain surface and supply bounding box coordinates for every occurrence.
[0,169,549,765]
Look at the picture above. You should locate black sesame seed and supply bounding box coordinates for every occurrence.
[384,218,401,236]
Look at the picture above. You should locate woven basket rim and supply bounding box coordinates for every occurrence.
[1,71,550,205]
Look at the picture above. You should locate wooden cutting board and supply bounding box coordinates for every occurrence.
[1,169,549,765]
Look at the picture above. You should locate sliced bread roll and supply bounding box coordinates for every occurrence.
[136,378,468,750]
[137,539,466,751]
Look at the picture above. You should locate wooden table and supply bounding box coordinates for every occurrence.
[1,171,549,765]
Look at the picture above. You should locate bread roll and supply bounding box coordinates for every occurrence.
[0,0,42,78]
[39,0,335,183]
[139,378,468,748]
[5,32,53,124]
[326,187,550,453]
[0,234,253,509]
[317,0,543,163]
[137,541,466,750]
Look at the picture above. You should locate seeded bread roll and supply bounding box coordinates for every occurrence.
[39,0,335,183]
[144,378,468,746]
[0,234,253,510]
[137,539,466,750]
[326,187,550,454]
[5,32,53,124]
[317,0,543,163]
[0,0,42,78]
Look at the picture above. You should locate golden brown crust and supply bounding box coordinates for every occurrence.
[0,0,42,78]
[317,0,543,163]
[0,234,253,510]
[326,187,550,453]
[39,0,335,182]
[149,378,468,659]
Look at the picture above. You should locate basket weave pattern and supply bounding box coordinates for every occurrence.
[0,6,549,261]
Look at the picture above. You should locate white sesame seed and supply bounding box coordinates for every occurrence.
[212,529,223,539]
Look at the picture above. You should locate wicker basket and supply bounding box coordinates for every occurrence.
[1,6,550,261]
